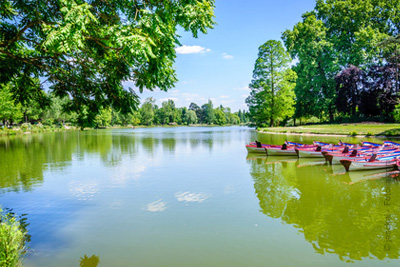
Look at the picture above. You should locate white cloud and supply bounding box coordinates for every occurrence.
[175,45,211,54]
[220,95,230,99]
[175,192,210,203]
[220,99,235,106]
[182,93,207,103]
[241,94,249,98]
[222,53,233,59]
[146,200,167,212]
[235,86,250,91]
[169,89,179,94]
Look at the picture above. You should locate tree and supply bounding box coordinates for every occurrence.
[184,110,198,125]
[0,84,23,126]
[159,99,176,124]
[314,0,389,67]
[201,100,215,124]
[246,40,296,127]
[379,34,400,96]
[364,63,400,117]
[0,0,216,126]
[283,13,338,121]
[237,110,243,123]
[189,102,203,123]
[335,65,364,117]
[94,107,112,128]
[140,98,155,126]
[42,93,71,125]
[214,107,226,125]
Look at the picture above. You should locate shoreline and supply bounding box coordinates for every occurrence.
[257,130,397,139]
[0,124,245,137]
[256,123,400,138]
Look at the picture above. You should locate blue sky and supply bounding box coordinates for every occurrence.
[129,0,317,112]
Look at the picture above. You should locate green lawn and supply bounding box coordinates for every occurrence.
[260,123,400,136]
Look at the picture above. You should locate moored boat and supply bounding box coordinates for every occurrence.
[295,144,340,158]
[246,144,269,153]
[246,140,308,154]
[246,140,273,153]
[340,154,399,171]
[324,148,400,164]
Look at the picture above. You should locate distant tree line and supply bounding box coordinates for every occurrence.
[247,0,400,127]
[0,86,249,128]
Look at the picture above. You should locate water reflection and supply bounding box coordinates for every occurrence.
[0,127,240,193]
[248,157,400,261]
[79,254,100,267]
[174,192,210,203]
[146,200,167,212]
[0,133,75,193]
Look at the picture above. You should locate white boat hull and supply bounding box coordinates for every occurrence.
[246,146,267,154]
[296,149,324,158]
[331,155,361,164]
[266,148,297,156]
[340,159,397,171]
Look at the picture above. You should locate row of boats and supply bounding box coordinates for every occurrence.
[246,140,400,171]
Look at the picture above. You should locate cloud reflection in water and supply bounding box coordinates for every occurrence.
[174,192,210,203]
[146,200,167,212]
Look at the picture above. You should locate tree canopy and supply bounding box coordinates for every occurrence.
[246,40,296,127]
[0,0,216,125]
[278,0,400,123]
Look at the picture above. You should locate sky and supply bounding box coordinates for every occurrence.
[125,0,317,112]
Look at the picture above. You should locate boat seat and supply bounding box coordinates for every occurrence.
[369,154,377,162]
[281,143,287,150]
[342,146,349,153]
[316,146,322,152]
[256,141,262,148]
[350,149,358,157]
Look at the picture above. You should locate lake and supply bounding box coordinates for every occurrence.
[1,126,400,266]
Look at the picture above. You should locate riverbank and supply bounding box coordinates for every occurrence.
[258,123,400,137]
[0,124,79,136]
[0,123,244,136]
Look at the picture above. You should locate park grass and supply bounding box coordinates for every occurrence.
[259,123,400,137]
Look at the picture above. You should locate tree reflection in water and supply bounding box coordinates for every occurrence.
[79,254,100,267]
[248,157,400,262]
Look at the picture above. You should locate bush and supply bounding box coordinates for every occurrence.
[20,123,31,131]
[0,209,28,267]
[350,131,358,136]
[42,118,54,126]
[366,131,373,137]
[305,116,320,124]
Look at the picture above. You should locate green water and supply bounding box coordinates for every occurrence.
[0,127,400,266]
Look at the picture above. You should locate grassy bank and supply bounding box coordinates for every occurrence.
[0,124,79,136]
[259,123,400,137]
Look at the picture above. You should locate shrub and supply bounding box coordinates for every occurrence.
[350,131,358,136]
[0,209,28,267]
[20,123,31,131]
[305,116,320,124]
[366,131,373,137]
